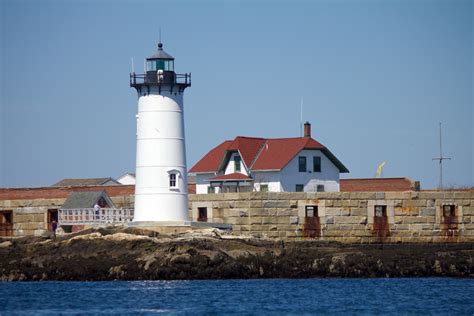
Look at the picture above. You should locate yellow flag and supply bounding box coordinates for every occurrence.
[376,161,386,178]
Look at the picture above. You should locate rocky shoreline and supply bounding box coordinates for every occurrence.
[0,227,473,281]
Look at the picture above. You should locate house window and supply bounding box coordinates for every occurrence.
[198,207,208,222]
[295,184,304,192]
[298,156,307,172]
[169,173,177,188]
[374,205,387,217]
[260,184,268,192]
[442,205,455,217]
[234,156,241,172]
[313,156,321,172]
[317,185,325,192]
[208,186,215,194]
[305,206,318,217]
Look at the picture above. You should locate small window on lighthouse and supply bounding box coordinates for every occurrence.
[169,173,177,189]
[164,60,174,71]
[147,60,174,72]
[156,60,165,71]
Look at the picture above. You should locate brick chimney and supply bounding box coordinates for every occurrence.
[304,121,311,137]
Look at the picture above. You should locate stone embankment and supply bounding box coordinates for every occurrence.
[0,227,472,281]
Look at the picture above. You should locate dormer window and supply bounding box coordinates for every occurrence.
[234,156,241,172]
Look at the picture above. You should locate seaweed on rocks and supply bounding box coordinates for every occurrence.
[0,227,472,281]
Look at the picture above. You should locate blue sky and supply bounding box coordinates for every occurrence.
[0,0,472,189]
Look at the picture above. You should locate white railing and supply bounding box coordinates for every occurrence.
[59,208,134,225]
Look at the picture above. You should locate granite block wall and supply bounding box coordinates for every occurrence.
[0,198,65,236]
[189,191,474,242]
[0,195,135,237]
[2,189,473,242]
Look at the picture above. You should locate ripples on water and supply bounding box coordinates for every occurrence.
[1,279,473,315]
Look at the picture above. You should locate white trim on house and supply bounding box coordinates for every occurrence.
[224,151,250,176]
[194,148,341,193]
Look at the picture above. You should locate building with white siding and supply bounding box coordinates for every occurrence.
[189,122,349,193]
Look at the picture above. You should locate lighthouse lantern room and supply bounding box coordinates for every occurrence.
[130,42,191,222]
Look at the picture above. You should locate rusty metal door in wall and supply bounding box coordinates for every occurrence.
[0,211,13,237]
[441,205,458,237]
[303,206,321,238]
[373,205,389,238]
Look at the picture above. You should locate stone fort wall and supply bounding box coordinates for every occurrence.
[1,187,473,242]
[189,191,474,243]
[0,186,134,237]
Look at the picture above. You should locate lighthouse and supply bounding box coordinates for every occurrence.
[130,42,191,222]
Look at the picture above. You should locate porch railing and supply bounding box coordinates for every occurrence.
[130,72,191,87]
[58,208,134,225]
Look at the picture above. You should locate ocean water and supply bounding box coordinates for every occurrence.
[1,279,473,315]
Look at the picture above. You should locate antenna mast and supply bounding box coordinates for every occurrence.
[432,122,451,189]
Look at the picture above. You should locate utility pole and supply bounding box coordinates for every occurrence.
[432,122,451,190]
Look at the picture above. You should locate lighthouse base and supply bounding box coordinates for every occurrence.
[127,221,232,235]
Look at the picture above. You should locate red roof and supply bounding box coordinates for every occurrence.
[189,140,232,173]
[189,136,348,173]
[209,173,253,181]
[340,178,419,192]
[227,137,266,168]
[252,137,324,170]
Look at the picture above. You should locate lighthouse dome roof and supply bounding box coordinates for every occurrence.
[147,42,174,60]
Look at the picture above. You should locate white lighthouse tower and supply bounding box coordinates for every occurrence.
[130,42,191,222]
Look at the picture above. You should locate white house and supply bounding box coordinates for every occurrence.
[116,173,136,185]
[189,122,349,193]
